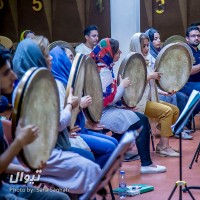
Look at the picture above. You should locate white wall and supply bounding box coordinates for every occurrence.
[110,0,140,75]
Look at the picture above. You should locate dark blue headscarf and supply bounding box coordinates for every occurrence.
[145,28,161,59]
[50,46,87,134]
[50,46,72,88]
[13,38,47,80]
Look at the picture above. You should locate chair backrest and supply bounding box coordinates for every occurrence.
[80,130,138,200]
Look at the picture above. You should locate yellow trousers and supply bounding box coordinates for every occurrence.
[144,101,179,137]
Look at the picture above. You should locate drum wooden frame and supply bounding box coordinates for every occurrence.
[83,56,103,123]
[66,53,86,128]
[118,52,147,108]
[48,40,76,56]
[12,67,59,170]
[163,35,186,47]
[155,43,192,92]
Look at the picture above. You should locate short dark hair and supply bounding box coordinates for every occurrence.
[109,38,119,55]
[0,47,11,68]
[190,22,200,27]
[84,25,98,36]
[186,26,200,37]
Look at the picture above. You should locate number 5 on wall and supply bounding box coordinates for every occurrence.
[0,0,4,9]
[32,0,42,11]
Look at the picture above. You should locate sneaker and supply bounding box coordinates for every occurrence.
[175,131,193,140]
[123,152,140,162]
[156,144,179,153]
[140,164,166,174]
[158,146,180,157]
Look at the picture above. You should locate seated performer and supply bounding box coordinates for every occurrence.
[130,32,182,157]
[11,38,101,194]
[0,47,69,199]
[50,45,118,169]
[90,38,166,174]
[145,28,193,137]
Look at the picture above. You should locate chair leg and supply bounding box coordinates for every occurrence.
[191,113,196,132]
[108,181,115,200]
[189,142,200,169]
[149,126,155,151]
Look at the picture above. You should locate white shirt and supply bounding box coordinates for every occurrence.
[75,43,92,55]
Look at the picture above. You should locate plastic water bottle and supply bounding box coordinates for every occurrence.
[119,170,127,199]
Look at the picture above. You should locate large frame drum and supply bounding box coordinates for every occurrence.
[118,52,147,108]
[12,67,59,170]
[66,53,86,128]
[83,56,103,123]
[48,40,76,56]
[155,43,192,93]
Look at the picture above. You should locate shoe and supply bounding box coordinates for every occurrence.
[156,144,179,153]
[175,131,193,140]
[157,146,180,157]
[123,152,140,162]
[140,165,166,174]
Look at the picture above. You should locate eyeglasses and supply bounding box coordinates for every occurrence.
[189,34,200,38]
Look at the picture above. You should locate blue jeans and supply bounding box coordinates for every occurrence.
[180,82,200,116]
[80,131,118,168]
[69,146,95,162]
[0,182,69,200]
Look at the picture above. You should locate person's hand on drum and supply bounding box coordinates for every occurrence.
[80,95,92,109]
[15,119,39,147]
[119,75,131,88]
[149,72,162,81]
[159,90,176,96]
[85,120,105,130]
[67,88,79,110]
[69,125,81,137]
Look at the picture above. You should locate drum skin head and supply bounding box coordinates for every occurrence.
[83,56,103,123]
[118,52,147,108]
[155,43,192,92]
[66,53,86,128]
[48,40,76,56]
[12,68,59,170]
[0,36,13,49]
[163,35,186,47]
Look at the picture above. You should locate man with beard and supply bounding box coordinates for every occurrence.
[180,26,200,121]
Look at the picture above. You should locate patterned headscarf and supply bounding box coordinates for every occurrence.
[13,38,47,80]
[90,38,117,107]
[145,28,161,59]
[50,46,72,88]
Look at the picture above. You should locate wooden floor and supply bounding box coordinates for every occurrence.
[107,116,200,200]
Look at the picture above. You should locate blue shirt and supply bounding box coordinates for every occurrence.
[188,44,200,82]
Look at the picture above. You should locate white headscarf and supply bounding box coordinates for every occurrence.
[129,32,159,113]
